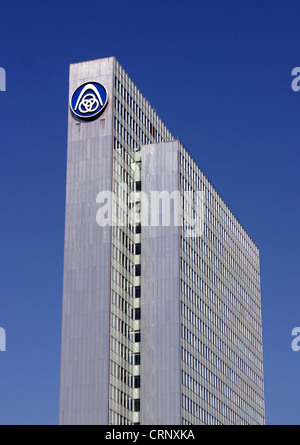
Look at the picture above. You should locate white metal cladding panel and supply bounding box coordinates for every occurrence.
[59,58,114,425]
[140,141,181,425]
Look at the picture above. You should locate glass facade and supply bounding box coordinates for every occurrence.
[109,60,173,424]
[179,146,264,424]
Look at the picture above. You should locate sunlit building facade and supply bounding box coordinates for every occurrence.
[59,57,265,425]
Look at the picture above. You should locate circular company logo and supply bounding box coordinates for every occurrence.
[70,82,108,120]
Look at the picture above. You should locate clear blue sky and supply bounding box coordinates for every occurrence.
[0,0,299,425]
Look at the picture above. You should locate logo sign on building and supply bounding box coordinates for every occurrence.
[70,82,108,120]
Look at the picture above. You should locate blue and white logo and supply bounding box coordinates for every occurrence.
[70,82,108,120]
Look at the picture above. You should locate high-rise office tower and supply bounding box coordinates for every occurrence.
[59,57,265,425]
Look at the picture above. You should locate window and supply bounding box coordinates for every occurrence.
[135,308,141,320]
[135,265,141,276]
[135,181,141,191]
[135,201,141,214]
[134,399,140,412]
[149,122,156,138]
[135,286,141,298]
[134,376,140,388]
[135,331,141,342]
[134,353,140,365]
[135,243,141,255]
